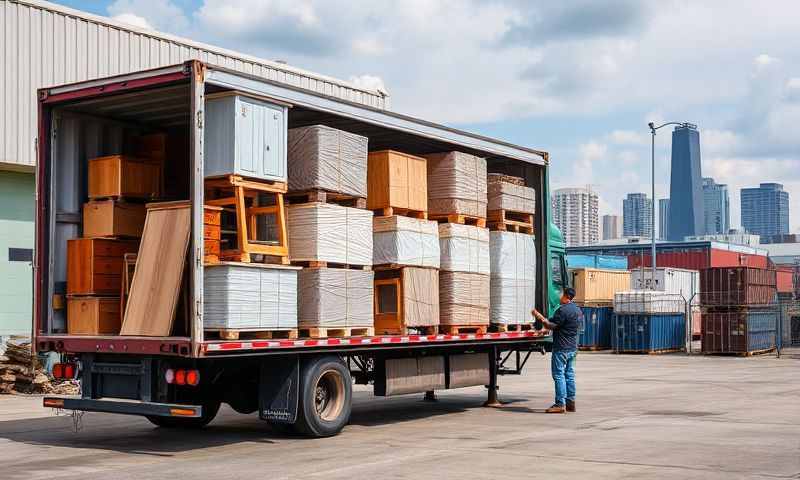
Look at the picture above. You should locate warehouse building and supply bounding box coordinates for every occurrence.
[0,0,388,336]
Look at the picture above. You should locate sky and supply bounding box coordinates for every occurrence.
[60,0,800,232]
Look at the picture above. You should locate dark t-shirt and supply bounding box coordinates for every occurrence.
[550,302,582,352]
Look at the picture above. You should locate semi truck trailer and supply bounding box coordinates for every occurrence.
[35,61,567,437]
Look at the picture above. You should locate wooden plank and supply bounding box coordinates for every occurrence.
[120,203,191,336]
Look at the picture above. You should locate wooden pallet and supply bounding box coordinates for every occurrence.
[285,189,367,209]
[491,323,535,333]
[487,209,534,234]
[208,329,298,341]
[298,326,375,338]
[439,325,488,335]
[372,206,427,219]
[291,260,371,270]
[429,213,486,228]
[375,325,438,336]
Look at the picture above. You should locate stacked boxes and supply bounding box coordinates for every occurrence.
[425,152,487,219]
[631,267,700,338]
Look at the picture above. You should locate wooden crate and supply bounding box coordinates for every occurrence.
[374,267,439,335]
[67,238,139,295]
[367,150,427,216]
[82,199,146,238]
[67,296,121,335]
[88,155,161,200]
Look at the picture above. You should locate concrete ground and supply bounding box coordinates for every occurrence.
[0,352,798,480]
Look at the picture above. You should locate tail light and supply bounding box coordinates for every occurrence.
[165,368,200,387]
[52,363,77,380]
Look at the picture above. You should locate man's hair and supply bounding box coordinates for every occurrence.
[563,287,576,300]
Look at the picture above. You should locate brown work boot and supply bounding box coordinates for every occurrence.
[545,404,566,414]
[566,400,576,412]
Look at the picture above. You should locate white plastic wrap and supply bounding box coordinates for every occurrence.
[203,263,298,330]
[487,176,536,214]
[298,268,374,328]
[489,232,537,325]
[439,223,490,274]
[425,152,487,217]
[373,216,440,268]
[287,125,368,197]
[631,268,700,305]
[288,203,373,265]
[439,272,490,325]
[614,290,686,314]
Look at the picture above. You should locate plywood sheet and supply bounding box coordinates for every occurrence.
[120,201,191,336]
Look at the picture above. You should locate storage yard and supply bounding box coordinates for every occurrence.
[1,352,798,480]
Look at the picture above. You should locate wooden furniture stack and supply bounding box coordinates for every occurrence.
[423,151,490,334]
[369,150,440,335]
[286,124,374,338]
[486,174,537,331]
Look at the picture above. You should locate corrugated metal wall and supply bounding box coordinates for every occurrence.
[0,0,387,168]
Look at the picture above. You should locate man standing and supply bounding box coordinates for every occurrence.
[532,287,583,414]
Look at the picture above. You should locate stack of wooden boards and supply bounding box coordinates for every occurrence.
[0,340,78,395]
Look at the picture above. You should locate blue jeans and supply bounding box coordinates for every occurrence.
[551,350,576,406]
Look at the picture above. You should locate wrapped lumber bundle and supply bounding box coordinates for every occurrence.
[439,272,490,326]
[204,263,299,331]
[487,173,536,214]
[425,152,487,218]
[298,269,374,328]
[439,223,489,274]
[287,125,368,197]
[373,216,440,268]
[489,232,537,325]
[288,203,373,265]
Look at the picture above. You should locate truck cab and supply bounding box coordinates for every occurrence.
[547,225,568,315]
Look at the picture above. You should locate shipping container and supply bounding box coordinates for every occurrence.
[775,267,794,293]
[567,254,627,270]
[571,268,631,303]
[630,267,700,304]
[701,309,777,354]
[577,305,612,350]
[612,314,685,353]
[700,267,777,306]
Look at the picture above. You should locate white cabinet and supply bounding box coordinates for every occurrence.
[204,94,287,182]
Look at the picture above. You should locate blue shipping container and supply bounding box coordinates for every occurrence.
[747,310,777,351]
[612,314,685,353]
[701,309,777,353]
[578,306,613,350]
[567,254,628,270]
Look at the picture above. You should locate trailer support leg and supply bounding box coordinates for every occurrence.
[484,346,502,408]
[423,390,437,402]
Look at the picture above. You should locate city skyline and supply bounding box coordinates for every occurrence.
[551,187,600,247]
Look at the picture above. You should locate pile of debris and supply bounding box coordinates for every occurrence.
[0,341,79,395]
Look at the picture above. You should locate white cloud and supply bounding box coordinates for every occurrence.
[348,75,388,95]
[111,12,152,30]
[108,0,188,33]
[608,130,648,146]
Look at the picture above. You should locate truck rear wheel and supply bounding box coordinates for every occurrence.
[295,356,352,437]
[147,400,220,429]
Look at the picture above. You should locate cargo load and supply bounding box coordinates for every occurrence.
[298,268,374,329]
[572,268,631,304]
[489,232,536,325]
[438,223,489,274]
[425,152,487,218]
[287,203,373,266]
[287,124,368,197]
[367,150,427,215]
[439,271,490,327]
[373,216,439,268]
[374,267,439,334]
[487,173,535,214]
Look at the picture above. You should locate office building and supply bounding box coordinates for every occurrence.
[659,199,670,240]
[667,124,704,240]
[702,177,730,235]
[552,187,600,247]
[741,183,790,236]
[602,214,623,240]
[623,193,653,238]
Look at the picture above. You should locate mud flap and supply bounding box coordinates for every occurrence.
[258,355,299,424]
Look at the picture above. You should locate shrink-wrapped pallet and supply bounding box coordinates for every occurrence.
[287,125,368,197]
[204,263,298,330]
[373,216,440,268]
[287,203,373,265]
[487,174,536,214]
[614,291,686,314]
[425,152,487,218]
[439,272,490,326]
[298,269,374,328]
[374,267,439,332]
[490,232,536,325]
[439,223,489,274]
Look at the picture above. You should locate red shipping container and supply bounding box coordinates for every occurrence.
[700,267,777,306]
[628,249,769,270]
[776,267,793,293]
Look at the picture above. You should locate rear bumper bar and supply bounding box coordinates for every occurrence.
[43,397,202,418]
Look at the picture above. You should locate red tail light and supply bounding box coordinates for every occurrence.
[185,369,200,386]
[52,363,77,380]
[165,368,200,387]
[52,363,63,379]
[174,369,187,386]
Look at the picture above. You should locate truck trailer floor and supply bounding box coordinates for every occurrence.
[0,353,797,480]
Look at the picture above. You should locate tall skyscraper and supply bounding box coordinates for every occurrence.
[602,214,623,240]
[741,183,790,236]
[659,199,670,240]
[623,193,653,238]
[702,177,730,235]
[552,187,599,247]
[667,124,704,241]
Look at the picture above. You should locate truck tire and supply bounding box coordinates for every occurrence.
[295,356,352,437]
[147,400,221,429]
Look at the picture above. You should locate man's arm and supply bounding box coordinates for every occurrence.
[532,308,559,330]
